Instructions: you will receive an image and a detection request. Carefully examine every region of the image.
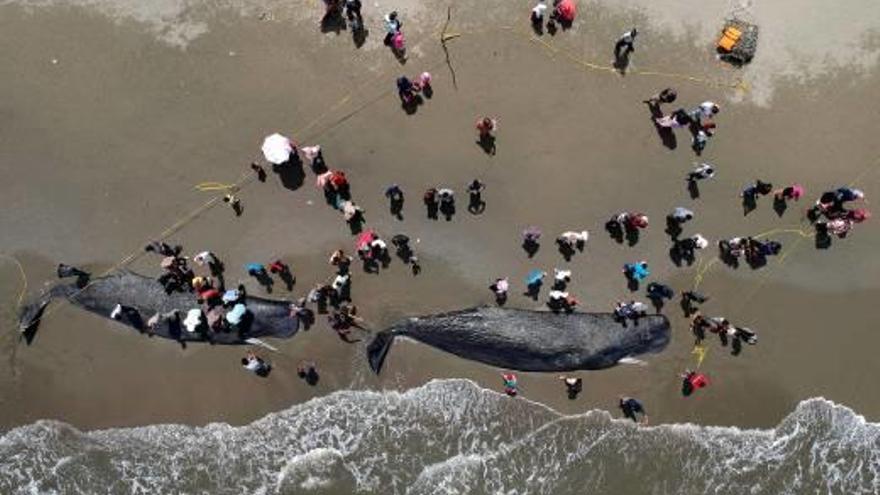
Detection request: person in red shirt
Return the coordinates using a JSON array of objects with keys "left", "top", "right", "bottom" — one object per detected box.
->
[{"left": 681, "top": 369, "right": 709, "bottom": 397}]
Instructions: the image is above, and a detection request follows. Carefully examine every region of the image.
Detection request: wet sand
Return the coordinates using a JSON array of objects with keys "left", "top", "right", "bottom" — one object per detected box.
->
[{"left": 1, "top": 0, "right": 879, "bottom": 431}]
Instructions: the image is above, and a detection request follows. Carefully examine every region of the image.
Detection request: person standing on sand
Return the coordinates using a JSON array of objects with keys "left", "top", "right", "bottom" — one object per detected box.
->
[
  {"left": 531, "top": 0, "right": 548, "bottom": 28},
  {"left": 476, "top": 116, "right": 497, "bottom": 138},
  {"left": 297, "top": 361, "right": 320, "bottom": 385},
  {"left": 619, "top": 396, "right": 648, "bottom": 424},
  {"left": 467, "top": 179, "right": 486, "bottom": 214},
  {"left": 423, "top": 187, "right": 439, "bottom": 220},
  {"left": 681, "top": 369, "right": 709, "bottom": 396},
  {"left": 559, "top": 375, "right": 583, "bottom": 399},
  {"left": 501, "top": 372, "right": 518, "bottom": 396},
  {"left": 614, "top": 28, "right": 637, "bottom": 60},
  {"left": 385, "top": 184, "right": 405, "bottom": 219},
  {"left": 490, "top": 277, "right": 509, "bottom": 305}
]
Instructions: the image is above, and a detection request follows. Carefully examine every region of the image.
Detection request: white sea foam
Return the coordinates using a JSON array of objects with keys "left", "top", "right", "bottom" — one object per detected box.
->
[{"left": 0, "top": 380, "right": 877, "bottom": 494}]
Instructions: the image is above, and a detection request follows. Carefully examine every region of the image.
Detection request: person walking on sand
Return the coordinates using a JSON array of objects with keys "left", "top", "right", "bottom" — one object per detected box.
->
[
  {"left": 383, "top": 11, "right": 401, "bottom": 45},
  {"left": 644, "top": 88, "right": 676, "bottom": 106},
  {"left": 553, "top": 268, "right": 571, "bottom": 290},
  {"left": 773, "top": 184, "right": 804, "bottom": 202},
  {"left": 687, "top": 163, "right": 715, "bottom": 182},
  {"left": 467, "top": 179, "right": 486, "bottom": 214},
  {"left": 669, "top": 206, "right": 694, "bottom": 224},
  {"left": 614, "top": 28, "right": 637, "bottom": 60},
  {"left": 250, "top": 162, "right": 267, "bottom": 182},
  {"left": 559, "top": 375, "right": 583, "bottom": 399},
  {"left": 619, "top": 396, "right": 648, "bottom": 424},
  {"left": 438, "top": 187, "right": 455, "bottom": 220},
  {"left": 385, "top": 183, "right": 405, "bottom": 219}
]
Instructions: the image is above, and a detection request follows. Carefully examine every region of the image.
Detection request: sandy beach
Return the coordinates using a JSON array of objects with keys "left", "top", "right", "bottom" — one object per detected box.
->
[{"left": 1, "top": 0, "right": 879, "bottom": 444}]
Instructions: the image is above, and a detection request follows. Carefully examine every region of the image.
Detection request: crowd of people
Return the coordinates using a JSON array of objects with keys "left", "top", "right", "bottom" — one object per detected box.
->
[{"left": 94, "top": 4, "right": 872, "bottom": 420}]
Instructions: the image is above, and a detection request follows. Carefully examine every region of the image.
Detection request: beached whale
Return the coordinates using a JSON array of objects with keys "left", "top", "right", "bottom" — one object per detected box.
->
[
  {"left": 18, "top": 270, "right": 298, "bottom": 345},
  {"left": 367, "top": 307, "right": 670, "bottom": 373}
]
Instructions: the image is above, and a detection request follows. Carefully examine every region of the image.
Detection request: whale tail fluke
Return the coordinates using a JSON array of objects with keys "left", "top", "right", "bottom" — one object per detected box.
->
[{"left": 367, "top": 330, "right": 396, "bottom": 374}]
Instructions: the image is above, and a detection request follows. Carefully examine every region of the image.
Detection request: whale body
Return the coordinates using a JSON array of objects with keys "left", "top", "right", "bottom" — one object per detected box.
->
[
  {"left": 18, "top": 270, "right": 297, "bottom": 345},
  {"left": 367, "top": 306, "right": 670, "bottom": 373}
]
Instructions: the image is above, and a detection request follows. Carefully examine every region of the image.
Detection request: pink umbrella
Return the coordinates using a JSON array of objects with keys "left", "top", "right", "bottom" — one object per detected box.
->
[{"left": 356, "top": 230, "right": 376, "bottom": 251}]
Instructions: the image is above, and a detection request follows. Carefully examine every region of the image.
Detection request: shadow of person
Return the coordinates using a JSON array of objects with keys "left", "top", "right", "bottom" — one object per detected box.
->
[
  {"left": 401, "top": 94, "right": 423, "bottom": 115},
  {"left": 440, "top": 202, "right": 455, "bottom": 221},
  {"left": 648, "top": 295, "right": 664, "bottom": 314},
  {"left": 320, "top": 10, "right": 346, "bottom": 34},
  {"left": 524, "top": 282, "right": 542, "bottom": 301},
  {"left": 273, "top": 158, "right": 305, "bottom": 191},
  {"left": 773, "top": 196, "right": 788, "bottom": 217},
  {"left": 547, "top": 20, "right": 558, "bottom": 36},
  {"left": 742, "top": 194, "right": 757, "bottom": 216},
  {"left": 390, "top": 198, "right": 404, "bottom": 220},
  {"left": 348, "top": 214, "right": 365, "bottom": 235},
  {"left": 668, "top": 244, "right": 684, "bottom": 267},
  {"left": 531, "top": 18, "right": 544, "bottom": 36},
  {"left": 647, "top": 103, "right": 677, "bottom": 150},
  {"left": 605, "top": 220, "right": 624, "bottom": 244},
  {"left": 468, "top": 194, "right": 486, "bottom": 214},
  {"left": 626, "top": 276, "right": 640, "bottom": 292},
  {"left": 625, "top": 226, "right": 640, "bottom": 246},
  {"left": 687, "top": 179, "right": 700, "bottom": 199},
  {"left": 522, "top": 239, "right": 540, "bottom": 258},
  {"left": 279, "top": 270, "right": 295, "bottom": 291},
  {"left": 251, "top": 271, "right": 274, "bottom": 293},
  {"left": 613, "top": 50, "right": 632, "bottom": 75},
  {"left": 477, "top": 134, "right": 496, "bottom": 155},
  {"left": 815, "top": 228, "right": 832, "bottom": 249},
  {"left": 352, "top": 25, "right": 368, "bottom": 48},
  {"left": 426, "top": 201, "right": 439, "bottom": 220},
  {"left": 664, "top": 216, "right": 683, "bottom": 240},
  {"left": 557, "top": 242, "right": 574, "bottom": 262}
]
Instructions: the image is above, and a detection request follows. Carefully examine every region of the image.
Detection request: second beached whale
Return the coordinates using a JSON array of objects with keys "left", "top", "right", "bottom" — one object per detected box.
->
[{"left": 367, "top": 306, "right": 670, "bottom": 373}]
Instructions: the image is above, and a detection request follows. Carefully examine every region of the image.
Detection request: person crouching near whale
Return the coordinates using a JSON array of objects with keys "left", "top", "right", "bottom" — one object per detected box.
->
[
  {"left": 490, "top": 277, "right": 509, "bottom": 306},
  {"left": 614, "top": 300, "right": 648, "bottom": 322},
  {"left": 559, "top": 375, "right": 583, "bottom": 400},
  {"left": 501, "top": 373, "right": 518, "bottom": 397},
  {"left": 547, "top": 290, "right": 578, "bottom": 313},
  {"left": 242, "top": 351, "right": 271, "bottom": 377}
]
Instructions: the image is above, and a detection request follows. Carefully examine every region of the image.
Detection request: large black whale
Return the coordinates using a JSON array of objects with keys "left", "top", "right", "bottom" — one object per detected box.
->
[
  {"left": 18, "top": 270, "right": 298, "bottom": 345},
  {"left": 368, "top": 307, "right": 670, "bottom": 373}
]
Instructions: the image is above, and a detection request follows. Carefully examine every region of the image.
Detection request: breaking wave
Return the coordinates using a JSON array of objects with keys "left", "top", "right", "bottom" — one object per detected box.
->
[{"left": 0, "top": 379, "right": 878, "bottom": 494}]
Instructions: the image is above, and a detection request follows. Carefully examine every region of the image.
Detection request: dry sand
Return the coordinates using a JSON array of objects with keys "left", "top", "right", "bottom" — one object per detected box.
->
[{"left": 0, "top": 0, "right": 878, "bottom": 430}]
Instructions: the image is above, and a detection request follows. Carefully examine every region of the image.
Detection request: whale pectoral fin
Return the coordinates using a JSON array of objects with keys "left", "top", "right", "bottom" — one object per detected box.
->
[
  {"left": 367, "top": 331, "right": 395, "bottom": 374},
  {"left": 18, "top": 300, "right": 50, "bottom": 346}
]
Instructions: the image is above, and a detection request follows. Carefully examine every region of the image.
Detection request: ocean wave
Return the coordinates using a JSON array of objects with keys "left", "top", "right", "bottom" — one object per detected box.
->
[{"left": 0, "top": 379, "right": 877, "bottom": 494}]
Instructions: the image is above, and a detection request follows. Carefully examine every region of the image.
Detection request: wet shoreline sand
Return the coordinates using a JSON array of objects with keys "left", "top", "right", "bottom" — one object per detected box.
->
[{"left": 1, "top": 0, "right": 879, "bottom": 433}]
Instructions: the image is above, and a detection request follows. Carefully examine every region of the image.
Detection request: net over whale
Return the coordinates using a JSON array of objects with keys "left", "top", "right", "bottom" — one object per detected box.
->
[
  {"left": 368, "top": 306, "right": 671, "bottom": 373},
  {"left": 18, "top": 270, "right": 298, "bottom": 344}
]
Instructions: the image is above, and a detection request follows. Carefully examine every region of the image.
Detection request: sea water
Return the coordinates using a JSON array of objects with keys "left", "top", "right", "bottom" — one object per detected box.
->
[{"left": 1, "top": 379, "right": 877, "bottom": 494}]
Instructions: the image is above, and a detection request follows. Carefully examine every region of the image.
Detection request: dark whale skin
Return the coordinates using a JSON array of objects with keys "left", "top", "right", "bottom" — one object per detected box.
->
[
  {"left": 18, "top": 270, "right": 297, "bottom": 344},
  {"left": 368, "top": 306, "right": 670, "bottom": 373}
]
